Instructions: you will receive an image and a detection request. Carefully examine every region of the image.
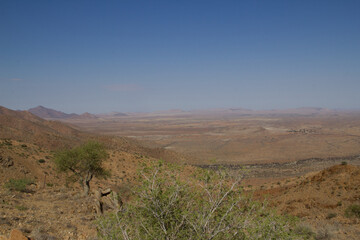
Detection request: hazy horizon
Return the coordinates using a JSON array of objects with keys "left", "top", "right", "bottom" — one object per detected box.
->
[
  {"left": 1, "top": 104, "right": 358, "bottom": 116},
  {"left": 1, "top": 1, "right": 360, "bottom": 113}
]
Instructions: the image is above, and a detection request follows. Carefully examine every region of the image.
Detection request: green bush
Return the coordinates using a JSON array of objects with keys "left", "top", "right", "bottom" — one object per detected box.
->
[
  {"left": 293, "top": 223, "right": 315, "bottom": 239},
  {"left": 54, "top": 141, "right": 109, "bottom": 196},
  {"left": 97, "top": 161, "right": 305, "bottom": 240},
  {"left": 345, "top": 204, "right": 360, "bottom": 218},
  {"left": 3, "top": 139, "right": 12, "bottom": 146},
  {"left": 326, "top": 213, "right": 337, "bottom": 219},
  {"left": 38, "top": 159, "right": 46, "bottom": 163},
  {"left": 315, "top": 226, "right": 333, "bottom": 240},
  {"left": 4, "top": 178, "right": 33, "bottom": 192}
]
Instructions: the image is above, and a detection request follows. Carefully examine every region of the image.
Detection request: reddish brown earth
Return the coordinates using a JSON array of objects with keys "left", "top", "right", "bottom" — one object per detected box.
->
[
  {"left": 2, "top": 106, "right": 360, "bottom": 239},
  {"left": 254, "top": 164, "right": 360, "bottom": 239},
  {"left": 0, "top": 106, "right": 188, "bottom": 239}
]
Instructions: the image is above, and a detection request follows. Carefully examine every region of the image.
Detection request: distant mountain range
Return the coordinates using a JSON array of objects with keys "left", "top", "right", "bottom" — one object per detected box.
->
[
  {"left": 0, "top": 105, "right": 187, "bottom": 162},
  {"left": 25, "top": 105, "right": 360, "bottom": 120},
  {"left": 28, "top": 106, "right": 99, "bottom": 119},
  {"left": 0, "top": 105, "right": 85, "bottom": 149}
]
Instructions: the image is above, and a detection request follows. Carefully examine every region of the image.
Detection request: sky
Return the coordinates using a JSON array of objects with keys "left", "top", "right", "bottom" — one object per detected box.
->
[{"left": 1, "top": 0, "right": 360, "bottom": 113}]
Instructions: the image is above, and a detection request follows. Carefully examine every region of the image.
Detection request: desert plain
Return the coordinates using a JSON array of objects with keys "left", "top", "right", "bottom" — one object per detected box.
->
[
  {"left": 63, "top": 108, "right": 360, "bottom": 179},
  {"left": 1, "top": 106, "right": 360, "bottom": 239}
]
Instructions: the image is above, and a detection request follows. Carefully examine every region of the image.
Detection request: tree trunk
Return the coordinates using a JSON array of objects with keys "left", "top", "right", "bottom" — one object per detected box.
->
[
  {"left": 83, "top": 179, "right": 90, "bottom": 196},
  {"left": 81, "top": 172, "right": 93, "bottom": 196}
]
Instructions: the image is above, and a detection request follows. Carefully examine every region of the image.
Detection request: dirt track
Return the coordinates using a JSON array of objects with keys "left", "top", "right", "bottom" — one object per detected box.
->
[{"left": 196, "top": 155, "right": 360, "bottom": 179}]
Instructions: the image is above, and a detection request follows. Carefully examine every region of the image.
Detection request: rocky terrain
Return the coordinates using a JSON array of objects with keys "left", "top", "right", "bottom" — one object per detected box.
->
[
  {"left": 1, "top": 105, "right": 360, "bottom": 239},
  {"left": 254, "top": 164, "right": 360, "bottom": 239},
  {"left": 0, "top": 106, "right": 188, "bottom": 239}
]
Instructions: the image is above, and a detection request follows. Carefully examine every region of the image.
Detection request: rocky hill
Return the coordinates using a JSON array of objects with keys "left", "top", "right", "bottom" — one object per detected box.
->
[
  {"left": 28, "top": 106, "right": 98, "bottom": 120},
  {"left": 0, "top": 106, "right": 190, "bottom": 239},
  {"left": 2, "top": 105, "right": 360, "bottom": 239},
  {"left": 0, "top": 106, "right": 86, "bottom": 149},
  {"left": 28, "top": 105, "right": 77, "bottom": 119},
  {"left": 256, "top": 164, "right": 360, "bottom": 239}
]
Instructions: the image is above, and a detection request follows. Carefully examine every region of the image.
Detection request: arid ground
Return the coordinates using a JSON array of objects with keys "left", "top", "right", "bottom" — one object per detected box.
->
[
  {"left": 64, "top": 109, "right": 360, "bottom": 166},
  {"left": 1, "top": 106, "right": 360, "bottom": 239}
]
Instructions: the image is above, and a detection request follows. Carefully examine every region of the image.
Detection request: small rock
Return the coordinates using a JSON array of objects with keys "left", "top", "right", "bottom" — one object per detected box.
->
[
  {"left": 0, "top": 235, "right": 8, "bottom": 240},
  {"left": 9, "top": 229, "right": 30, "bottom": 240},
  {"left": 0, "top": 156, "right": 14, "bottom": 167}
]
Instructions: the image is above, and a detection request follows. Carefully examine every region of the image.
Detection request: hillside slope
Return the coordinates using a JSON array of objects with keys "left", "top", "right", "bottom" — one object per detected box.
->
[
  {"left": 0, "top": 106, "right": 86, "bottom": 149},
  {"left": 0, "top": 106, "right": 189, "bottom": 239},
  {"left": 256, "top": 164, "right": 360, "bottom": 239},
  {"left": 28, "top": 105, "right": 98, "bottom": 120}
]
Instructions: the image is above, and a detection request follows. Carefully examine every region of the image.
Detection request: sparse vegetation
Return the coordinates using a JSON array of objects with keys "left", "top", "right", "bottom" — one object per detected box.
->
[
  {"left": 293, "top": 223, "right": 315, "bottom": 239},
  {"left": 4, "top": 178, "right": 33, "bottom": 192},
  {"left": 326, "top": 213, "right": 337, "bottom": 219},
  {"left": 1, "top": 106, "right": 360, "bottom": 239},
  {"left": 315, "top": 226, "right": 333, "bottom": 240},
  {"left": 97, "top": 161, "right": 304, "bottom": 240},
  {"left": 345, "top": 204, "right": 360, "bottom": 218},
  {"left": 54, "top": 141, "right": 109, "bottom": 196},
  {"left": 15, "top": 205, "right": 28, "bottom": 211},
  {"left": 2, "top": 139, "right": 12, "bottom": 146}
]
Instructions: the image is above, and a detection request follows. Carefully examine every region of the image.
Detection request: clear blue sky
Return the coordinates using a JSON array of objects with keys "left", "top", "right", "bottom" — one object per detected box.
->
[{"left": 1, "top": 0, "right": 360, "bottom": 113}]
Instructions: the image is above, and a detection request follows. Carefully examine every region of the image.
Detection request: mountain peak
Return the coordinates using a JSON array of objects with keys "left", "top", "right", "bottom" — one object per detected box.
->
[
  {"left": 28, "top": 106, "right": 74, "bottom": 119},
  {"left": 28, "top": 106, "right": 98, "bottom": 119}
]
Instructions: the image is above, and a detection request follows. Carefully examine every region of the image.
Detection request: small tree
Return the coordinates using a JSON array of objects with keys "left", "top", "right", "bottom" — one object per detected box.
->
[{"left": 54, "top": 141, "right": 109, "bottom": 196}]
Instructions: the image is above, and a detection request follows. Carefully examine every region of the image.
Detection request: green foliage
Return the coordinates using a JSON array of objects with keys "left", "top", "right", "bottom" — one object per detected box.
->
[
  {"left": 15, "top": 205, "right": 28, "bottom": 211},
  {"left": 54, "top": 141, "right": 109, "bottom": 179},
  {"left": 4, "top": 178, "right": 33, "bottom": 192},
  {"left": 326, "top": 213, "right": 337, "bottom": 219},
  {"left": 54, "top": 141, "right": 109, "bottom": 195},
  {"left": 345, "top": 204, "right": 360, "bottom": 218},
  {"left": 97, "top": 161, "right": 305, "bottom": 240},
  {"left": 3, "top": 139, "right": 12, "bottom": 146},
  {"left": 293, "top": 223, "right": 315, "bottom": 239}
]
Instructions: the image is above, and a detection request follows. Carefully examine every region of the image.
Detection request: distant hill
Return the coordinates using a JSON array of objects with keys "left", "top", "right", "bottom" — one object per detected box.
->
[
  {"left": 28, "top": 105, "right": 76, "bottom": 119},
  {"left": 113, "top": 112, "right": 128, "bottom": 116},
  {"left": 266, "top": 164, "right": 360, "bottom": 222},
  {"left": 1, "top": 105, "right": 107, "bottom": 149},
  {"left": 1, "top": 106, "right": 187, "bottom": 162},
  {"left": 0, "top": 105, "right": 86, "bottom": 149},
  {"left": 77, "top": 112, "right": 99, "bottom": 119},
  {"left": 96, "top": 112, "right": 128, "bottom": 117},
  {"left": 28, "top": 105, "right": 97, "bottom": 119}
]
